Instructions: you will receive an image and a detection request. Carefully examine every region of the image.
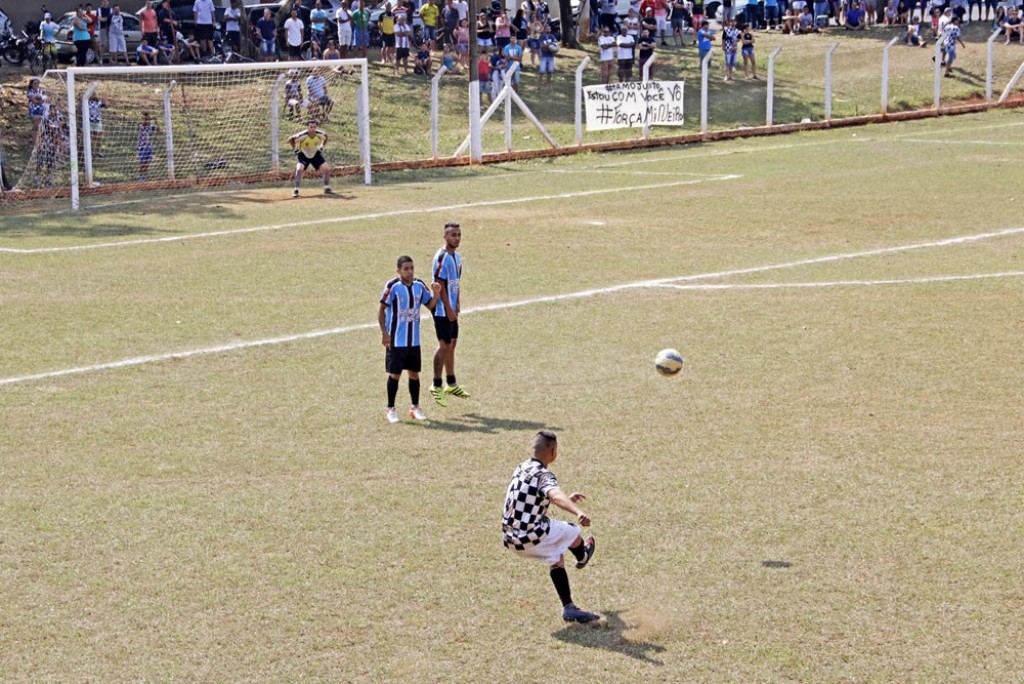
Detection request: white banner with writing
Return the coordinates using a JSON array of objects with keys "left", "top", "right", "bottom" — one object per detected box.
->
[{"left": 583, "top": 81, "right": 686, "bottom": 131}]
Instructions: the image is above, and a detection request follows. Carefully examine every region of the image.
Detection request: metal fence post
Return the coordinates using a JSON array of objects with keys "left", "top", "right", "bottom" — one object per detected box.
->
[
  {"left": 270, "top": 73, "right": 286, "bottom": 173},
  {"left": 700, "top": 50, "right": 712, "bottom": 134},
  {"left": 81, "top": 82, "right": 99, "bottom": 187},
  {"left": 766, "top": 46, "right": 782, "bottom": 126},
  {"left": 575, "top": 56, "right": 590, "bottom": 146},
  {"left": 641, "top": 56, "right": 653, "bottom": 139},
  {"left": 825, "top": 42, "right": 839, "bottom": 121},
  {"left": 504, "top": 62, "right": 520, "bottom": 152},
  {"left": 881, "top": 35, "right": 900, "bottom": 114},
  {"left": 431, "top": 65, "right": 449, "bottom": 159},
  {"left": 163, "top": 81, "right": 176, "bottom": 182},
  {"left": 986, "top": 29, "right": 1001, "bottom": 102}
]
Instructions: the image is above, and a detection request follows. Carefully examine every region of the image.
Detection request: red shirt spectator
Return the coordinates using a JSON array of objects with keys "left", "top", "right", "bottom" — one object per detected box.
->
[{"left": 140, "top": 5, "right": 159, "bottom": 34}]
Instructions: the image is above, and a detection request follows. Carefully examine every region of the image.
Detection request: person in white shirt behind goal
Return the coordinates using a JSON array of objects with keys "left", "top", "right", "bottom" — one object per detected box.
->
[{"left": 288, "top": 120, "right": 333, "bottom": 197}]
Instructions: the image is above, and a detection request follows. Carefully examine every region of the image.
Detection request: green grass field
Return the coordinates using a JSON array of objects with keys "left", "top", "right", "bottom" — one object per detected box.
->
[{"left": 2, "top": 109, "right": 1023, "bottom": 682}]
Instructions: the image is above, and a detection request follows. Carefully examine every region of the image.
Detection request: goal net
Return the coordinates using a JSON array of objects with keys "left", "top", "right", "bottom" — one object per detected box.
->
[{"left": 8, "top": 59, "right": 370, "bottom": 210}]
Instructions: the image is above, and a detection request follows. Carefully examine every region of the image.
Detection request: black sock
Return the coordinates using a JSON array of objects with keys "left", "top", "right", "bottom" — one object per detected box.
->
[
  {"left": 549, "top": 566, "right": 573, "bottom": 607},
  {"left": 386, "top": 376, "right": 399, "bottom": 408},
  {"left": 433, "top": 377, "right": 443, "bottom": 389},
  {"left": 446, "top": 375, "right": 457, "bottom": 386},
  {"left": 569, "top": 541, "right": 586, "bottom": 562},
  {"left": 409, "top": 379, "right": 420, "bottom": 406}
]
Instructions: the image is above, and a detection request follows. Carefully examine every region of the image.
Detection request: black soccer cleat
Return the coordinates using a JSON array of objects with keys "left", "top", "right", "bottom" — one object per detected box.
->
[
  {"left": 562, "top": 603, "right": 601, "bottom": 624},
  {"left": 575, "top": 536, "right": 596, "bottom": 570}
]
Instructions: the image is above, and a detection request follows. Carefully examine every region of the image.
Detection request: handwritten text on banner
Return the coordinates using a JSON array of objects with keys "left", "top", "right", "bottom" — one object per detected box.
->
[{"left": 583, "top": 81, "right": 686, "bottom": 131}]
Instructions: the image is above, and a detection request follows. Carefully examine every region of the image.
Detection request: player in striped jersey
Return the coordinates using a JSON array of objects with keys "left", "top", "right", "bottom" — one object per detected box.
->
[
  {"left": 429, "top": 222, "right": 469, "bottom": 407},
  {"left": 378, "top": 256, "right": 442, "bottom": 423},
  {"left": 503, "top": 431, "right": 599, "bottom": 623},
  {"left": 288, "top": 120, "right": 332, "bottom": 197}
]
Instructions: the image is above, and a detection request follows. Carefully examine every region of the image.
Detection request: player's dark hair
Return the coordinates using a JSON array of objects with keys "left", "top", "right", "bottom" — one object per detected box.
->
[
  {"left": 444, "top": 221, "right": 460, "bottom": 233},
  {"left": 533, "top": 430, "right": 557, "bottom": 456},
  {"left": 396, "top": 255, "right": 414, "bottom": 269}
]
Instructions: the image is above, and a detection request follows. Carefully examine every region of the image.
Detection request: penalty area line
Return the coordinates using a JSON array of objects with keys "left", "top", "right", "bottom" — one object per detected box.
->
[
  {"left": 2, "top": 225, "right": 1022, "bottom": 387},
  {"left": 0, "top": 175, "right": 740, "bottom": 256}
]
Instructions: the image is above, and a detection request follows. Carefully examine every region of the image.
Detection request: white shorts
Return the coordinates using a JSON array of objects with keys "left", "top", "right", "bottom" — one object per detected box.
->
[
  {"left": 508, "top": 519, "right": 580, "bottom": 565},
  {"left": 109, "top": 33, "right": 126, "bottom": 53},
  {"left": 338, "top": 25, "right": 353, "bottom": 46}
]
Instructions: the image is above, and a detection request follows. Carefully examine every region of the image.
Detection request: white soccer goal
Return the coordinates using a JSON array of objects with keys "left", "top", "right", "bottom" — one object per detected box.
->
[{"left": 13, "top": 59, "right": 370, "bottom": 210}]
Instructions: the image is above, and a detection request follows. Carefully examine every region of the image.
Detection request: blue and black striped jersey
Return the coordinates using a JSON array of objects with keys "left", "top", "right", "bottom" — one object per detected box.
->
[
  {"left": 431, "top": 247, "right": 462, "bottom": 318},
  {"left": 380, "top": 277, "right": 434, "bottom": 348}
]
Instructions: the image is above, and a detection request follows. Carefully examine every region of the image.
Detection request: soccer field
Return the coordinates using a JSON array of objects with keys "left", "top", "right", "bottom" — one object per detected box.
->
[{"left": 2, "top": 110, "right": 1023, "bottom": 682}]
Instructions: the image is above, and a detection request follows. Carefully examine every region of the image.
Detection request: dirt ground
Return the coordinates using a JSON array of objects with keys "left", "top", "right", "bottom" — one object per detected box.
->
[{"left": 1, "top": 64, "right": 38, "bottom": 183}]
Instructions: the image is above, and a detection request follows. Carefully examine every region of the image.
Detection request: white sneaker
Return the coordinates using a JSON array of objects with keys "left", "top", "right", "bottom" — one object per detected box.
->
[
  {"left": 385, "top": 407, "right": 400, "bottom": 424},
  {"left": 409, "top": 406, "right": 427, "bottom": 421}
]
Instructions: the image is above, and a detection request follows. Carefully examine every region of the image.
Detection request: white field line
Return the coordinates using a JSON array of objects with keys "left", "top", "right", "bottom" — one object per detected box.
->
[
  {"left": 541, "top": 169, "right": 715, "bottom": 176},
  {"left": 589, "top": 139, "right": 847, "bottom": 168},
  {"left": 894, "top": 138, "right": 1024, "bottom": 146},
  {"left": 2, "top": 226, "right": 1022, "bottom": 388},
  {"left": 655, "top": 227, "right": 1024, "bottom": 285},
  {"left": 0, "top": 174, "right": 739, "bottom": 255},
  {"left": 891, "top": 120, "right": 1024, "bottom": 138},
  {"left": 647, "top": 271, "right": 1024, "bottom": 291}
]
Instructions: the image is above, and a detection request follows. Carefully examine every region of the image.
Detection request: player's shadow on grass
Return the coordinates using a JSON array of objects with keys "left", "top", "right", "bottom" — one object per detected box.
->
[
  {"left": 419, "top": 412, "right": 559, "bottom": 434},
  {"left": 552, "top": 610, "right": 667, "bottom": 666}
]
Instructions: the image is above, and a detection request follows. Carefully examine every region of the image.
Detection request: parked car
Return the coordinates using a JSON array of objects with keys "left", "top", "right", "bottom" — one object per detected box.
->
[
  {"left": 144, "top": 1, "right": 227, "bottom": 37},
  {"left": 0, "top": 4, "right": 11, "bottom": 37},
  {"left": 56, "top": 11, "right": 144, "bottom": 63},
  {"left": 366, "top": 1, "right": 424, "bottom": 47},
  {"left": 57, "top": 10, "right": 185, "bottom": 64}
]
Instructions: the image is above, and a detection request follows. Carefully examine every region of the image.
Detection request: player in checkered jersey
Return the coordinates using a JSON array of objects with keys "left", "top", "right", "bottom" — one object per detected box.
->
[{"left": 503, "top": 431, "right": 599, "bottom": 623}]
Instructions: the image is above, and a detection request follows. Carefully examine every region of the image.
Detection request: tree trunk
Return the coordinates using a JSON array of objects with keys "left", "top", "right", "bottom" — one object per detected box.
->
[{"left": 558, "top": 0, "right": 580, "bottom": 49}]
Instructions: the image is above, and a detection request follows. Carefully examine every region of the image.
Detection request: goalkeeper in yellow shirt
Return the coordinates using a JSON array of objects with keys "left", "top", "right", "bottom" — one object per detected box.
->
[{"left": 288, "top": 120, "right": 333, "bottom": 197}]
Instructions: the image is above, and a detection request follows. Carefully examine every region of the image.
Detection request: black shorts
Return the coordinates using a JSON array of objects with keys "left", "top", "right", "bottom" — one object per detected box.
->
[
  {"left": 433, "top": 316, "right": 459, "bottom": 343},
  {"left": 297, "top": 150, "right": 326, "bottom": 169},
  {"left": 396, "top": 46, "right": 410, "bottom": 59},
  {"left": 289, "top": 44, "right": 302, "bottom": 57},
  {"left": 383, "top": 33, "right": 395, "bottom": 46},
  {"left": 386, "top": 346, "right": 421, "bottom": 374},
  {"left": 195, "top": 24, "right": 214, "bottom": 41}
]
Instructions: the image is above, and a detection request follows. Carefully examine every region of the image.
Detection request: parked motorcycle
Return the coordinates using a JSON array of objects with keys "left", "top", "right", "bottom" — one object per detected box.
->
[
  {"left": 2, "top": 30, "right": 37, "bottom": 67},
  {"left": 2, "top": 29, "right": 48, "bottom": 74}
]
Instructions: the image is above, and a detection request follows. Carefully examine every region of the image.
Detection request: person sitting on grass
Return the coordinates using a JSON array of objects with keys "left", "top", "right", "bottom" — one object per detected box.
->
[
  {"left": 906, "top": 15, "right": 927, "bottom": 46},
  {"left": 1004, "top": 7, "right": 1024, "bottom": 43},
  {"left": 414, "top": 43, "right": 433, "bottom": 75},
  {"left": 799, "top": 6, "right": 819, "bottom": 32},
  {"left": 884, "top": 0, "right": 899, "bottom": 25},
  {"left": 441, "top": 43, "right": 460, "bottom": 73},
  {"left": 185, "top": 32, "right": 202, "bottom": 61},
  {"left": 845, "top": 0, "right": 867, "bottom": 28},
  {"left": 323, "top": 39, "right": 342, "bottom": 59},
  {"left": 136, "top": 38, "right": 158, "bottom": 65}
]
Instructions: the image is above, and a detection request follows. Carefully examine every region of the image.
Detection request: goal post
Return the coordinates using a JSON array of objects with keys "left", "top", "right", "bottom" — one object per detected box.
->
[{"left": 14, "top": 59, "right": 371, "bottom": 210}]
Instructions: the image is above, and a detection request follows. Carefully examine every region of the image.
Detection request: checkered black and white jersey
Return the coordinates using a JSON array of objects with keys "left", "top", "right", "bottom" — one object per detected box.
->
[{"left": 502, "top": 458, "right": 559, "bottom": 549}]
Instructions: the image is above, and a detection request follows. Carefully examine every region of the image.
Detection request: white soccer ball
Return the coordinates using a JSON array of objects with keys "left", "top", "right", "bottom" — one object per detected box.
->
[{"left": 655, "top": 348, "right": 684, "bottom": 377}]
